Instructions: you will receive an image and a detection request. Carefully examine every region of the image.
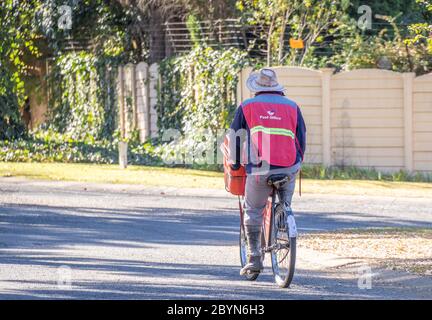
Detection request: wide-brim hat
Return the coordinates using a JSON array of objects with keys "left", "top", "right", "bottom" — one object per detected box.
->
[{"left": 246, "top": 68, "right": 285, "bottom": 92}]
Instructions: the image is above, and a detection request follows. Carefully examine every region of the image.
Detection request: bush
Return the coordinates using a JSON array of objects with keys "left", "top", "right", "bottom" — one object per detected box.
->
[
  {"left": 0, "top": 130, "right": 161, "bottom": 165},
  {"left": 329, "top": 14, "right": 432, "bottom": 74},
  {"left": 301, "top": 164, "right": 432, "bottom": 183},
  {"left": 47, "top": 52, "right": 119, "bottom": 141},
  {"left": 1, "top": 130, "right": 431, "bottom": 183},
  {"left": 155, "top": 46, "right": 249, "bottom": 165}
]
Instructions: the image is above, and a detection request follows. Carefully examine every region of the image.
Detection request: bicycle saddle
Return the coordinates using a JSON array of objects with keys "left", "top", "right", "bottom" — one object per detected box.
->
[{"left": 267, "top": 174, "right": 289, "bottom": 188}]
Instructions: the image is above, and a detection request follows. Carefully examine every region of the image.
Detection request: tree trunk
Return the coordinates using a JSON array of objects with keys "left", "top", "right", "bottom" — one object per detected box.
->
[
  {"left": 278, "top": 8, "right": 291, "bottom": 65},
  {"left": 267, "top": 15, "right": 275, "bottom": 67},
  {"left": 148, "top": 7, "right": 166, "bottom": 64}
]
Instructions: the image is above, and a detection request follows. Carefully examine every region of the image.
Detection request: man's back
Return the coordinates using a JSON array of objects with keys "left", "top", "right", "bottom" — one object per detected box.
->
[
  {"left": 228, "top": 68, "right": 306, "bottom": 276},
  {"left": 230, "top": 92, "right": 306, "bottom": 173}
]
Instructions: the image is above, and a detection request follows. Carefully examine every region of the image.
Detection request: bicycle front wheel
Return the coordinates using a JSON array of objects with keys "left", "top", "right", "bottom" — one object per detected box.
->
[{"left": 270, "top": 225, "right": 296, "bottom": 288}]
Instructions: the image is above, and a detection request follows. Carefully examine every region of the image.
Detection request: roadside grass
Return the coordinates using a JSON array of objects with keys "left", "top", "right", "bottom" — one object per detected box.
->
[
  {"left": 301, "top": 165, "right": 432, "bottom": 183},
  {"left": 299, "top": 228, "right": 432, "bottom": 276},
  {"left": 0, "top": 162, "right": 432, "bottom": 197},
  {"left": 0, "top": 162, "right": 224, "bottom": 189}
]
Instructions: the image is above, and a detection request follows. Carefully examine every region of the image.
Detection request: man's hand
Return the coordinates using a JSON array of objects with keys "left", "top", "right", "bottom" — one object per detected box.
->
[{"left": 230, "top": 163, "right": 241, "bottom": 171}]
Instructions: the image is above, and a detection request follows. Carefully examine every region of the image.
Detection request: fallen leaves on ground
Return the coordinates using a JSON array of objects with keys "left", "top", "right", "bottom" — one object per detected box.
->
[{"left": 299, "top": 228, "right": 432, "bottom": 276}]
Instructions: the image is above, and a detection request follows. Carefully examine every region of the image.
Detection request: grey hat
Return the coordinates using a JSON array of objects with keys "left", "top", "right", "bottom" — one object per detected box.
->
[{"left": 246, "top": 68, "right": 285, "bottom": 92}]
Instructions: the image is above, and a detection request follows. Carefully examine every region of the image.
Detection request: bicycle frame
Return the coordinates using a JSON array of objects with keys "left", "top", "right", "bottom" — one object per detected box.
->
[{"left": 263, "top": 191, "right": 276, "bottom": 252}]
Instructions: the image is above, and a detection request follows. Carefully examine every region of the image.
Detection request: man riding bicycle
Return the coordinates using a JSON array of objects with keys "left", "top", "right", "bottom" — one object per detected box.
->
[{"left": 227, "top": 68, "right": 306, "bottom": 276}]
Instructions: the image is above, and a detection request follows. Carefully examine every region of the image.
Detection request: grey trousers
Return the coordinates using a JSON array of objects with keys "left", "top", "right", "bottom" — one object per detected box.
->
[{"left": 244, "top": 163, "right": 300, "bottom": 226}]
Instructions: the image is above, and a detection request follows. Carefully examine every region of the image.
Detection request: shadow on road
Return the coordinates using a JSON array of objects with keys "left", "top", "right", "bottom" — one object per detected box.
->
[
  {"left": 0, "top": 203, "right": 430, "bottom": 249},
  {"left": 1, "top": 202, "right": 431, "bottom": 299},
  {"left": 0, "top": 255, "right": 402, "bottom": 300}
]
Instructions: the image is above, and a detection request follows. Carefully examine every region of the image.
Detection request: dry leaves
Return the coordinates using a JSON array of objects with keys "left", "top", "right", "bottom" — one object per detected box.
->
[{"left": 299, "top": 228, "right": 432, "bottom": 275}]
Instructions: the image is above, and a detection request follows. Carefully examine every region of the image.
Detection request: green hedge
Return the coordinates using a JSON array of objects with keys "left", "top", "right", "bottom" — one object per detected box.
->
[
  {"left": 301, "top": 165, "right": 432, "bottom": 183},
  {"left": 1, "top": 131, "right": 431, "bottom": 183},
  {"left": 0, "top": 131, "right": 160, "bottom": 165}
]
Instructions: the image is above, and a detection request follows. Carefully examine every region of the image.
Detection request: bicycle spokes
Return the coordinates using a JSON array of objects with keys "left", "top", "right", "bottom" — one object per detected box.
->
[
  {"left": 270, "top": 201, "right": 296, "bottom": 288},
  {"left": 277, "top": 249, "right": 290, "bottom": 265},
  {"left": 274, "top": 203, "right": 287, "bottom": 231}
]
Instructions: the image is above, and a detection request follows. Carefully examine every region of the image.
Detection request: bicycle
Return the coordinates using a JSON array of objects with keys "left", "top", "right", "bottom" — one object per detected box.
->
[{"left": 239, "top": 173, "right": 297, "bottom": 288}]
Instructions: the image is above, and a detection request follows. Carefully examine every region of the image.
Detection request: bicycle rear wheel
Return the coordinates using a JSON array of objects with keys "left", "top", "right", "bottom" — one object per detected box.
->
[{"left": 270, "top": 207, "right": 296, "bottom": 288}]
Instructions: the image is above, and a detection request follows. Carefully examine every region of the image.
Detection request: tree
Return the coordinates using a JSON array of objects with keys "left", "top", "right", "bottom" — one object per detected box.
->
[
  {"left": 236, "top": 0, "right": 351, "bottom": 66},
  {"left": 115, "top": 0, "right": 239, "bottom": 63},
  {"left": 329, "top": 1, "right": 431, "bottom": 74},
  {"left": 0, "top": 0, "right": 42, "bottom": 139},
  {"left": 114, "top": 0, "right": 188, "bottom": 63},
  {"left": 404, "top": 0, "right": 432, "bottom": 72}
]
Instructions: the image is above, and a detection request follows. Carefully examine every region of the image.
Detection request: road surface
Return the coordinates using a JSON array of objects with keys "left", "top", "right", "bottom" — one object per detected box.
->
[{"left": 0, "top": 177, "right": 431, "bottom": 299}]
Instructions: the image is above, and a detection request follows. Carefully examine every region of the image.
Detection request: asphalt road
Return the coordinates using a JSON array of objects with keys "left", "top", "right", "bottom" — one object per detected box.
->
[{"left": 0, "top": 177, "right": 431, "bottom": 299}]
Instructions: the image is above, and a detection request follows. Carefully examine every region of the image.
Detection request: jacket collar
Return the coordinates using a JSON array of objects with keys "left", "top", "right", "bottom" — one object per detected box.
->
[{"left": 255, "top": 91, "right": 284, "bottom": 96}]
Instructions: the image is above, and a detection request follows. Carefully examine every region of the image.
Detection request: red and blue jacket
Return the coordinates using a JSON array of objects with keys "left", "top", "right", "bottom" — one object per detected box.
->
[{"left": 230, "top": 91, "right": 306, "bottom": 173}]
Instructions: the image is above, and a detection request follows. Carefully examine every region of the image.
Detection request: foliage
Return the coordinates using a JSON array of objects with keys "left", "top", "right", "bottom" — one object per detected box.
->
[
  {"left": 186, "top": 14, "right": 203, "bottom": 48},
  {"left": 329, "top": 9, "right": 432, "bottom": 74},
  {"left": 1, "top": 0, "right": 133, "bottom": 140},
  {"left": 301, "top": 164, "right": 432, "bottom": 182},
  {"left": 348, "top": 0, "right": 424, "bottom": 24},
  {"left": 0, "top": 130, "right": 160, "bottom": 165},
  {"left": 155, "top": 46, "right": 249, "bottom": 165},
  {"left": 2, "top": 0, "right": 431, "bottom": 171},
  {"left": 0, "top": 67, "right": 26, "bottom": 140},
  {"left": 38, "top": 1, "right": 136, "bottom": 140},
  {"left": 37, "top": 0, "right": 132, "bottom": 58},
  {"left": 405, "top": 0, "right": 432, "bottom": 58},
  {"left": 236, "top": 0, "right": 351, "bottom": 66},
  {"left": 117, "top": 0, "right": 240, "bottom": 63},
  {"left": 47, "top": 52, "right": 119, "bottom": 140},
  {"left": 234, "top": 0, "right": 430, "bottom": 73},
  {"left": 0, "top": 0, "right": 42, "bottom": 139}
]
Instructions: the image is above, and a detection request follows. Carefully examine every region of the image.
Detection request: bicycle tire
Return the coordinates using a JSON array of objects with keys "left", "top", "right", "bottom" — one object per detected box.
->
[{"left": 270, "top": 221, "right": 296, "bottom": 288}]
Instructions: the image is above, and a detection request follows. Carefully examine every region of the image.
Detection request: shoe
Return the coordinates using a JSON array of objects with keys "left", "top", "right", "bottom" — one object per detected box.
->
[
  {"left": 240, "top": 225, "right": 264, "bottom": 275},
  {"left": 240, "top": 255, "right": 263, "bottom": 275}
]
